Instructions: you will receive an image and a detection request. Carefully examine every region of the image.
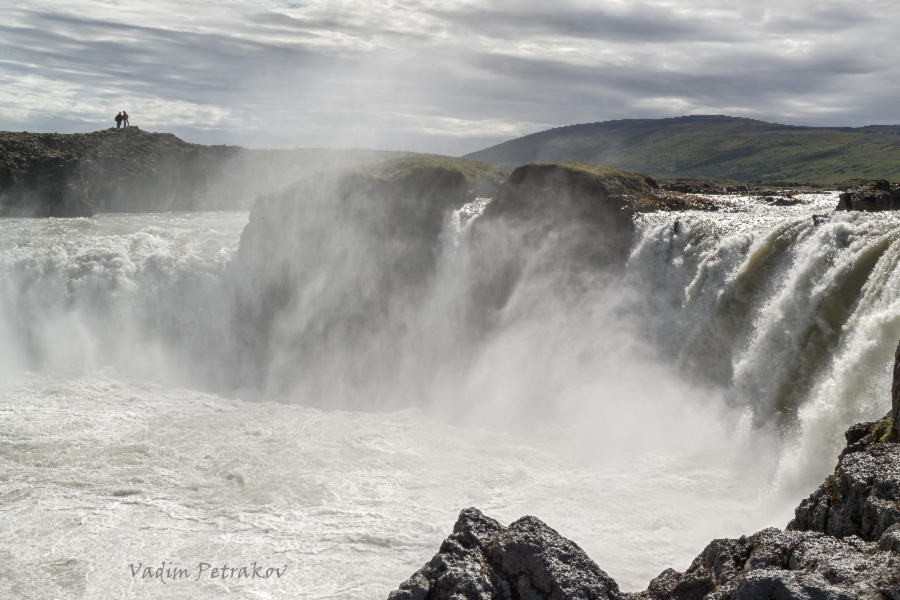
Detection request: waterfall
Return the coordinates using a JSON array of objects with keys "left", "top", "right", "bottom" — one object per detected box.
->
[{"left": 2, "top": 191, "right": 899, "bottom": 597}]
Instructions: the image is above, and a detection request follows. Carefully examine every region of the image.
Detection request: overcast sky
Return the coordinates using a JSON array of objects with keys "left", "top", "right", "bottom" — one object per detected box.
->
[{"left": 1, "top": 0, "right": 898, "bottom": 154}]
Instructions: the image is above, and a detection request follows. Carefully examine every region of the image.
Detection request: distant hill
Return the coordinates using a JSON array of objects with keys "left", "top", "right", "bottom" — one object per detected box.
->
[{"left": 464, "top": 116, "right": 900, "bottom": 184}]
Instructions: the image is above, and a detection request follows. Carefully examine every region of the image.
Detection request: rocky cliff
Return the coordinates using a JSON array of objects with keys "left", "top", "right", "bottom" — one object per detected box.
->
[
  {"left": 389, "top": 342, "right": 900, "bottom": 600},
  {"left": 223, "top": 157, "right": 506, "bottom": 392},
  {"left": 458, "top": 162, "right": 714, "bottom": 329},
  {"left": 0, "top": 128, "right": 412, "bottom": 216},
  {"left": 222, "top": 159, "right": 711, "bottom": 393},
  {"left": 835, "top": 180, "right": 900, "bottom": 212}
]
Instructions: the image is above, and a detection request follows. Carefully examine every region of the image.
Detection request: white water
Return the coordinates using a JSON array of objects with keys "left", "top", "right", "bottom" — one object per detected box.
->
[{"left": 1, "top": 194, "right": 898, "bottom": 599}]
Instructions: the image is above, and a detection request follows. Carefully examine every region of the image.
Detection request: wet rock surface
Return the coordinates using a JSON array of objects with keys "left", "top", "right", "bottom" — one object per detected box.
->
[
  {"left": 836, "top": 180, "right": 900, "bottom": 212},
  {"left": 391, "top": 342, "right": 900, "bottom": 599},
  {"left": 789, "top": 439, "right": 900, "bottom": 542},
  {"left": 389, "top": 508, "right": 625, "bottom": 600},
  {"left": 394, "top": 433, "right": 900, "bottom": 600},
  {"left": 226, "top": 161, "right": 480, "bottom": 391}
]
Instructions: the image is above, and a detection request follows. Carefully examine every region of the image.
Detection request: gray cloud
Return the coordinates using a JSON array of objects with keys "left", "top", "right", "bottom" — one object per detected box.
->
[
  {"left": 0, "top": 1, "right": 898, "bottom": 155},
  {"left": 423, "top": 3, "right": 737, "bottom": 44}
]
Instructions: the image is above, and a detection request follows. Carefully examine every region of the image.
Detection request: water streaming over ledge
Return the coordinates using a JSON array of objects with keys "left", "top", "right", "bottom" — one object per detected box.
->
[{"left": 1, "top": 192, "right": 898, "bottom": 598}]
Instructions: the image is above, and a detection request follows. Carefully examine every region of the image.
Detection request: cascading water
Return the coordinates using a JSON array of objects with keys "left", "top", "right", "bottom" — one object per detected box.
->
[{"left": 0, "top": 190, "right": 897, "bottom": 599}]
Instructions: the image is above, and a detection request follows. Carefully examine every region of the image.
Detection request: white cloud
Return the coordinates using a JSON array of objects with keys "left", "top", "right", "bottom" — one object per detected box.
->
[{"left": 0, "top": 0, "right": 898, "bottom": 153}]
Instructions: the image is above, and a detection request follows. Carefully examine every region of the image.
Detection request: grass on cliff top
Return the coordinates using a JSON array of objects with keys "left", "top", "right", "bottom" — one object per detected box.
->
[
  {"left": 359, "top": 155, "right": 509, "bottom": 183},
  {"left": 559, "top": 161, "right": 654, "bottom": 186},
  {"left": 872, "top": 416, "right": 896, "bottom": 443},
  {"left": 543, "top": 161, "right": 718, "bottom": 212}
]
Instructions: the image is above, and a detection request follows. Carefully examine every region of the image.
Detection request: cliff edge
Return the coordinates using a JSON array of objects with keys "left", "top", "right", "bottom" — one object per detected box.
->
[{"left": 0, "top": 128, "right": 413, "bottom": 216}]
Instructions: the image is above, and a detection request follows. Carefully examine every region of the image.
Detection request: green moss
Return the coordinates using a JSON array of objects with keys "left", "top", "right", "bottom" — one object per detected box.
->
[
  {"left": 553, "top": 161, "right": 718, "bottom": 212},
  {"left": 359, "top": 156, "right": 508, "bottom": 184},
  {"left": 872, "top": 416, "right": 895, "bottom": 443}
]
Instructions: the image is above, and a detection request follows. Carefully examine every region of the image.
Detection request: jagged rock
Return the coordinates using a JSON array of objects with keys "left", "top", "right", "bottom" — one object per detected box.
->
[
  {"left": 788, "top": 441, "right": 900, "bottom": 541},
  {"left": 637, "top": 526, "right": 899, "bottom": 600},
  {"left": 835, "top": 179, "right": 900, "bottom": 212},
  {"left": 766, "top": 196, "right": 801, "bottom": 206},
  {"left": 892, "top": 339, "right": 900, "bottom": 441},
  {"left": 226, "top": 160, "right": 486, "bottom": 390},
  {"left": 389, "top": 508, "right": 501, "bottom": 600},
  {"left": 389, "top": 508, "right": 624, "bottom": 600},
  {"left": 390, "top": 337, "right": 900, "bottom": 598}
]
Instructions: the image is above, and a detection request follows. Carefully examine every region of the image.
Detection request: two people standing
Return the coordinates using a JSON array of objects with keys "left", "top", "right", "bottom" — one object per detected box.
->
[{"left": 114, "top": 111, "right": 130, "bottom": 128}]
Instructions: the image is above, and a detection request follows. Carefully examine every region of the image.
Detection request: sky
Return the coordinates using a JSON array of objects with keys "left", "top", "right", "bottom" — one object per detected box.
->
[{"left": 1, "top": 0, "right": 898, "bottom": 155}]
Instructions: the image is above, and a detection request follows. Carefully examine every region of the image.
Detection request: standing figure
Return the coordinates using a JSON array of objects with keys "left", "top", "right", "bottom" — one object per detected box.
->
[
  {"left": 122, "top": 111, "right": 129, "bottom": 127},
  {"left": 115, "top": 112, "right": 123, "bottom": 128}
]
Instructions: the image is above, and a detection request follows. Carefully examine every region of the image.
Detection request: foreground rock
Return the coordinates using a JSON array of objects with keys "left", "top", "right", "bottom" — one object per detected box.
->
[
  {"left": 390, "top": 508, "right": 624, "bottom": 600},
  {"left": 390, "top": 342, "right": 900, "bottom": 599},
  {"left": 836, "top": 180, "right": 900, "bottom": 212},
  {"left": 394, "top": 429, "right": 900, "bottom": 599},
  {"left": 0, "top": 128, "right": 414, "bottom": 216}
]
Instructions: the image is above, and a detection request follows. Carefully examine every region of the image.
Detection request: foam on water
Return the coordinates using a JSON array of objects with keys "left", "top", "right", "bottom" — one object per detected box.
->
[
  {"left": 0, "top": 371, "right": 768, "bottom": 599},
  {"left": 1, "top": 194, "right": 899, "bottom": 598}
]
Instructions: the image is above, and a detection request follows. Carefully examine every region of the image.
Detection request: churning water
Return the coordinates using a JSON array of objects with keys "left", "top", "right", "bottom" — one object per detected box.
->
[{"left": 1, "top": 193, "right": 898, "bottom": 599}]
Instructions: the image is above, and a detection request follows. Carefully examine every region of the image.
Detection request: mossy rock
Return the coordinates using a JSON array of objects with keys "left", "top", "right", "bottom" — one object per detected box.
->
[{"left": 872, "top": 416, "right": 895, "bottom": 443}]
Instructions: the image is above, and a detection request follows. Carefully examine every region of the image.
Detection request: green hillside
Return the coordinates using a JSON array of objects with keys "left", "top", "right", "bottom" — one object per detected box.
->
[{"left": 464, "top": 116, "right": 900, "bottom": 184}]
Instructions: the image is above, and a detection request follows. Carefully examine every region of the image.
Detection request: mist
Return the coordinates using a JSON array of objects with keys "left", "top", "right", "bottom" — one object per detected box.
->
[{"left": 3, "top": 161, "right": 900, "bottom": 597}]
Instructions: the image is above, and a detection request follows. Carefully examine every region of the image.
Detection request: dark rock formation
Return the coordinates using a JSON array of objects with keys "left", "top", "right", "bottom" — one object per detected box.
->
[
  {"left": 893, "top": 340, "right": 900, "bottom": 441},
  {"left": 638, "top": 527, "right": 898, "bottom": 600},
  {"left": 658, "top": 180, "right": 824, "bottom": 197},
  {"left": 389, "top": 508, "right": 624, "bottom": 600},
  {"left": 788, "top": 442, "right": 900, "bottom": 542},
  {"left": 763, "top": 196, "right": 802, "bottom": 206},
  {"left": 457, "top": 163, "right": 716, "bottom": 327},
  {"left": 481, "top": 164, "right": 716, "bottom": 224},
  {"left": 394, "top": 428, "right": 900, "bottom": 600},
  {"left": 836, "top": 180, "right": 900, "bottom": 212},
  {"left": 473, "top": 163, "right": 649, "bottom": 269},
  {"left": 224, "top": 159, "right": 484, "bottom": 391},
  {"left": 390, "top": 340, "right": 900, "bottom": 599},
  {"left": 0, "top": 128, "right": 416, "bottom": 216}
]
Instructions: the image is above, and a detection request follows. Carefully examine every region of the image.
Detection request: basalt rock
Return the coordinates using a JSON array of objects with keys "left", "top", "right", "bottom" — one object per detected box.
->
[
  {"left": 784, "top": 343, "right": 900, "bottom": 544},
  {"left": 835, "top": 180, "right": 900, "bottom": 212},
  {"left": 225, "top": 160, "right": 484, "bottom": 391},
  {"left": 394, "top": 431, "right": 900, "bottom": 600},
  {"left": 391, "top": 344, "right": 900, "bottom": 600},
  {"left": 893, "top": 340, "right": 900, "bottom": 441},
  {"left": 637, "top": 527, "right": 899, "bottom": 600},
  {"left": 389, "top": 508, "right": 624, "bottom": 600},
  {"left": 460, "top": 163, "right": 715, "bottom": 324}
]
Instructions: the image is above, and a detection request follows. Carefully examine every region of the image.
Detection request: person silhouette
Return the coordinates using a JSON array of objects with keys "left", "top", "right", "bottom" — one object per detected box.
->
[
  {"left": 122, "top": 111, "right": 129, "bottom": 127},
  {"left": 115, "top": 112, "right": 123, "bottom": 128}
]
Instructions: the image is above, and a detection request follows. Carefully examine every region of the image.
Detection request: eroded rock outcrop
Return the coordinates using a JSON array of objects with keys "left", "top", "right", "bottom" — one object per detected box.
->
[
  {"left": 391, "top": 341, "right": 900, "bottom": 599},
  {"left": 836, "top": 180, "right": 900, "bottom": 212},
  {"left": 224, "top": 158, "right": 497, "bottom": 391},
  {"left": 789, "top": 436, "right": 900, "bottom": 542},
  {"left": 390, "top": 508, "right": 624, "bottom": 600},
  {"left": 458, "top": 163, "right": 715, "bottom": 327},
  {"left": 0, "top": 128, "right": 417, "bottom": 216},
  {"left": 893, "top": 340, "right": 900, "bottom": 442}
]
